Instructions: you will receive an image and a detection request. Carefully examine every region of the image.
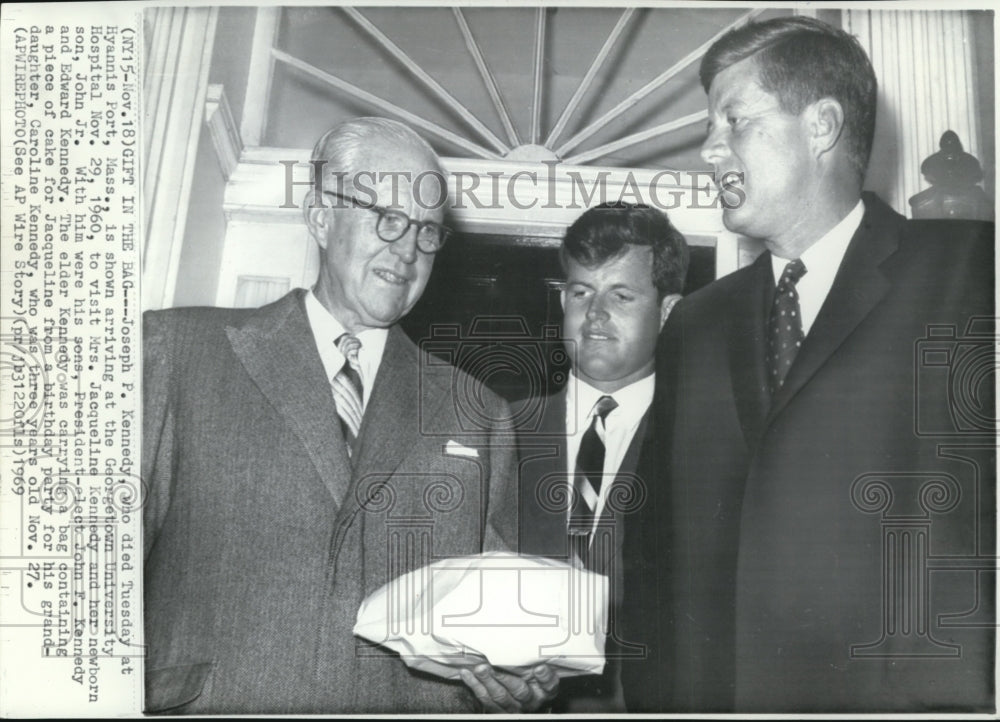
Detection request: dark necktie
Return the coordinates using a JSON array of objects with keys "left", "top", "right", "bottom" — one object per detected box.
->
[
  {"left": 569, "top": 395, "right": 619, "bottom": 538},
  {"left": 768, "top": 258, "right": 808, "bottom": 395},
  {"left": 333, "top": 333, "right": 364, "bottom": 451}
]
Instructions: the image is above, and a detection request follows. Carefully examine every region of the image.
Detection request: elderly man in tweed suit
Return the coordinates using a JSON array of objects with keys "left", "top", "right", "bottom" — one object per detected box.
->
[{"left": 142, "top": 117, "right": 558, "bottom": 714}]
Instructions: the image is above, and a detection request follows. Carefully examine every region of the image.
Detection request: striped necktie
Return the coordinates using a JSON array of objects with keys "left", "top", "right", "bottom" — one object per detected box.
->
[
  {"left": 333, "top": 333, "right": 364, "bottom": 451},
  {"left": 569, "top": 395, "right": 618, "bottom": 540}
]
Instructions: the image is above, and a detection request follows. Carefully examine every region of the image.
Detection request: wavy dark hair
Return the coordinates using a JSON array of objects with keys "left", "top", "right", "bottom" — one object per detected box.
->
[
  {"left": 700, "top": 16, "right": 877, "bottom": 181},
  {"left": 561, "top": 201, "right": 690, "bottom": 299}
]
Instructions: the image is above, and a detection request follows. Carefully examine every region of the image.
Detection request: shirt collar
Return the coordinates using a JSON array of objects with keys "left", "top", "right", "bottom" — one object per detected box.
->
[
  {"left": 771, "top": 198, "right": 864, "bottom": 284},
  {"left": 568, "top": 372, "right": 655, "bottom": 433},
  {"left": 304, "top": 289, "right": 388, "bottom": 397}
]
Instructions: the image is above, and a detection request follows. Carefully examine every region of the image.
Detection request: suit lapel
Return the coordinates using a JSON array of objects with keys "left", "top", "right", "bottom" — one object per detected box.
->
[
  {"left": 350, "top": 326, "right": 431, "bottom": 487},
  {"left": 591, "top": 407, "right": 653, "bottom": 605},
  {"left": 727, "top": 253, "right": 774, "bottom": 448},
  {"left": 600, "top": 408, "right": 653, "bottom": 530},
  {"left": 543, "top": 390, "right": 571, "bottom": 551},
  {"left": 226, "top": 290, "right": 354, "bottom": 509},
  {"left": 766, "top": 195, "right": 904, "bottom": 424},
  {"left": 518, "top": 390, "right": 570, "bottom": 557},
  {"left": 610, "top": 408, "right": 651, "bottom": 498}
]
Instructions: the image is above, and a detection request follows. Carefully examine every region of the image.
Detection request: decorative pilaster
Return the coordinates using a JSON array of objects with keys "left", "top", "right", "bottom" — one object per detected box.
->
[
  {"left": 844, "top": 10, "right": 984, "bottom": 215},
  {"left": 141, "top": 7, "right": 218, "bottom": 310}
]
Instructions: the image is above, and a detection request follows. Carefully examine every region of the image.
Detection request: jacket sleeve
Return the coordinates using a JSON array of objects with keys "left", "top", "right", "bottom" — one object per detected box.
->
[{"left": 142, "top": 310, "right": 178, "bottom": 559}]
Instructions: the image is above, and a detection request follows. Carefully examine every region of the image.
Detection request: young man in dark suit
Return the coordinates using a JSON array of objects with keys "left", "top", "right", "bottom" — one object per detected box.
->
[
  {"left": 623, "top": 16, "right": 995, "bottom": 713},
  {"left": 143, "top": 117, "right": 558, "bottom": 714},
  {"left": 518, "top": 201, "right": 689, "bottom": 712}
]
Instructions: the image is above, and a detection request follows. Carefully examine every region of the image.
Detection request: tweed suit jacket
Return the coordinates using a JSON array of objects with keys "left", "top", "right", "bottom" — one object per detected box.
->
[
  {"left": 142, "top": 289, "right": 519, "bottom": 714},
  {"left": 622, "top": 193, "right": 995, "bottom": 712}
]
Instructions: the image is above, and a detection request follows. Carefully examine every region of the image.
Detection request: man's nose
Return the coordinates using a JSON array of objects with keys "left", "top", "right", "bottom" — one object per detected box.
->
[
  {"left": 389, "top": 224, "right": 419, "bottom": 263},
  {"left": 586, "top": 296, "right": 609, "bottom": 320},
  {"left": 700, "top": 125, "right": 730, "bottom": 167}
]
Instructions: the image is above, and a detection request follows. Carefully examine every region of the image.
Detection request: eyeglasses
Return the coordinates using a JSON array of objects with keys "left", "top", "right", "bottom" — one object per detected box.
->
[{"left": 323, "top": 191, "right": 451, "bottom": 254}]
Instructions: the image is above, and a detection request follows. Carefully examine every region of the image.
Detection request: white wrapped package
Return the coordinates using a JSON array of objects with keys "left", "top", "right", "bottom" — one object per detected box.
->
[{"left": 353, "top": 552, "right": 608, "bottom": 679}]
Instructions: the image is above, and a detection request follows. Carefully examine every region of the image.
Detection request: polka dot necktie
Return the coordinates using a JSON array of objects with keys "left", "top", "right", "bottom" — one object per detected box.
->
[
  {"left": 333, "top": 333, "right": 364, "bottom": 452},
  {"left": 768, "top": 259, "right": 807, "bottom": 396}
]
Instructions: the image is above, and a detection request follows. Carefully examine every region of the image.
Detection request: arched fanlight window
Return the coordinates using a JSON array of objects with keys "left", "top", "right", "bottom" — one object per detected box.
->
[{"left": 256, "top": 7, "right": 766, "bottom": 166}]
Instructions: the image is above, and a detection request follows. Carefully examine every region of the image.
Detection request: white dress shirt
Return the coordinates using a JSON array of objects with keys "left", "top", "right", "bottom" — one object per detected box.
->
[
  {"left": 565, "top": 372, "right": 655, "bottom": 533},
  {"left": 305, "top": 290, "right": 388, "bottom": 409},
  {"left": 771, "top": 199, "right": 864, "bottom": 337}
]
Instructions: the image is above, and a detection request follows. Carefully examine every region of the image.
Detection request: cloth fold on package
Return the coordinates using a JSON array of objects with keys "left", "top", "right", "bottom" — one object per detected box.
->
[{"left": 353, "top": 552, "right": 608, "bottom": 679}]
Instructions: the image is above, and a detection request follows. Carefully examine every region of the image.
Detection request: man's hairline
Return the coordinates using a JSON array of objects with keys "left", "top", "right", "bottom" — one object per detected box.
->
[{"left": 562, "top": 242, "right": 678, "bottom": 301}]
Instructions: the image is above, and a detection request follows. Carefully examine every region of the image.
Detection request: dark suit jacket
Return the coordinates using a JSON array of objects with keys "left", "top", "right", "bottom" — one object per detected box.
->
[
  {"left": 622, "top": 193, "right": 995, "bottom": 713},
  {"left": 142, "top": 289, "right": 519, "bottom": 714},
  {"left": 518, "top": 388, "right": 655, "bottom": 705}
]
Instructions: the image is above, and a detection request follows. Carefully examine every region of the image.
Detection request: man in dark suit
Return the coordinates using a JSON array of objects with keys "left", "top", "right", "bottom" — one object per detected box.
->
[
  {"left": 143, "top": 117, "right": 558, "bottom": 714},
  {"left": 622, "top": 16, "right": 995, "bottom": 713},
  {"left": 518, "top": 202, "right": 689, "bottom": 712}
]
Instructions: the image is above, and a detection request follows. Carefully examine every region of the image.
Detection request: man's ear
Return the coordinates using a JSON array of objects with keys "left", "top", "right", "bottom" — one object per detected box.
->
[
  {"left": 809, "top": 97, "right": 845, "bottom": 157},
  {"left": 659, "top": 293, "right": 682, "bottom": 329},
  {"left": 304, "top": 193, "right": 332, "bottom": 249}
]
